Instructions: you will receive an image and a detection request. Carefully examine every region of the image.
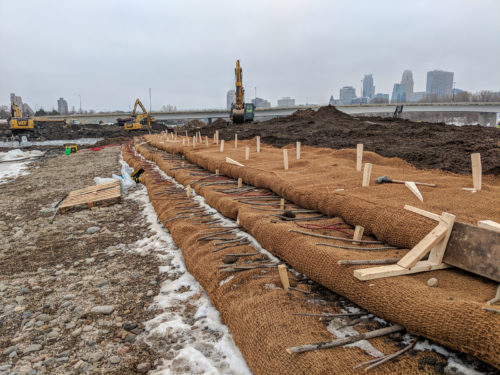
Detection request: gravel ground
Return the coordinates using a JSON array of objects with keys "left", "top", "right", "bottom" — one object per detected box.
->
[{"left": 0, "top": 148, "right": 168, "bottom": 374}]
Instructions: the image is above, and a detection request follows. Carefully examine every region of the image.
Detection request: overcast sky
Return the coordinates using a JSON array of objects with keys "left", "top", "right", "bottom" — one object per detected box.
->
[{"left": 1, "top": 0, "right": 499, "bottom": 111}]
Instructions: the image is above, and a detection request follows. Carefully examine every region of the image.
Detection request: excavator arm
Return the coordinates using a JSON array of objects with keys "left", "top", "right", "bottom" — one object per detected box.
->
[{"left": 127, "top": 98, "right": 152, "bottom": 132}]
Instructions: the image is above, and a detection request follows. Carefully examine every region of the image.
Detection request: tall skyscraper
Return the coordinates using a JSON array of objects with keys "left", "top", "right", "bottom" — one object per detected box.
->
[
  {"left": 226, "top": 90, "right": 235, "bottom": 109},
  {"left": 426, "top": 70, "right": 454, "bottom": 99},
  {"left": 362, "top": 74, "right": 375, "bottom": 99},
  {"left": 339, "top": 86, "right": 356, "bottom": 104},
  {"left": 57, "top": 97, "right": 69, "bottom": 114},
  {"left": 10, "top": 93, "right": 25, "bottom": 115},
  {"left": 391, "top": 83, "right": 406, "bottom": 103},
  {"left": 400, "top": 70, "right": 414, "bottom": 101}
]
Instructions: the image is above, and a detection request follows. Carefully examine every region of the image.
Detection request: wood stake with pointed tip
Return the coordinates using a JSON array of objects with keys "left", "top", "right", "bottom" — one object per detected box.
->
[
  {"left": 235, "top": 134, "right": 238, "bottom": 149},
  {"left": 296, "top": 142, "right": 301, "bottom": 160},
  {"left": 257, "top": 136, "right": 261, "bottom": 153},
  {"left": 352, "top": 225, "right": 364, "bottom": 244},
  {"left": 238, "top": 178, "right": 242, "bottom": 188},
  {"left": 362, "top": 163, "right": 372, "bottom": 187},
  {"left": 356, "top": 144, "right": 363, "bottom": 171},
  {"left": 283, "top": 149, "right": 289, "bottom": 170},
  {"left": 471, "top": 153, "right": 482, "bottom": 191},
  {"left": 278, "top": 264, "right": 290, "bottom": 290},
  {"left": 220, "top": 140, "right": 224, "bottom": 152},
  {"left": 245, "top": 147, "right": 249, "bottom": 161}
]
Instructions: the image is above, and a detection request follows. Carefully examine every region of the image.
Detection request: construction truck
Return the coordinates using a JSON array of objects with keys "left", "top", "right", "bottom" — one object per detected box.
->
[
  {"left": 230, "top": 60, "right": 255, "bottom": 123},
  {"left": 123, "top": 98, "right": 154, "bottom": 132},
  {"left": 9, "top": 102, "right": 34, "bottom": 130}
]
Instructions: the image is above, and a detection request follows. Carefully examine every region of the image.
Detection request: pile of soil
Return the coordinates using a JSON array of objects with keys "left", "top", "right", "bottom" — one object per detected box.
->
[
  {"left": 187, "top": 106, "right": 500, "bottom": 175},
  {"left": 0, "top": 122, "right": 169, "bottom": 142}
]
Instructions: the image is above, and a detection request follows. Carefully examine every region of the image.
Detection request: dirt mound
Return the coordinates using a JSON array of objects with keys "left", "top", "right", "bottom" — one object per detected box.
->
[{"left": 190, "top": 106, "right": 500, "bottom": 175}]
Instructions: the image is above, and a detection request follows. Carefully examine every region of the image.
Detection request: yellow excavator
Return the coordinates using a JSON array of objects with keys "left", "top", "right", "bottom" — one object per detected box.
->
[
  {"left": 9, "top": 102, "right": 34, "bottom": 130},
  {"left": 230, "top": 60, "right": 254, "bottom": 123},
  {"left": 124, "top": 98, "right": 154, "bottom": 132}
]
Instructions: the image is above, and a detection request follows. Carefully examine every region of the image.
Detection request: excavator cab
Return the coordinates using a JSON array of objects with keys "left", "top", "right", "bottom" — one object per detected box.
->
[
  {"left": 124, "top": 98, "right": 152, "bottom": 132},
  {"left": 9, "top": 103, "right": 34, "bottom": 130}
]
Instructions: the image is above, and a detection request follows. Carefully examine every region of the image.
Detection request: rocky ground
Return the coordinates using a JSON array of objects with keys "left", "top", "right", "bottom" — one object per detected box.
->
[{"left": 0, "top": 147, "right": 248, "bottom": 375}]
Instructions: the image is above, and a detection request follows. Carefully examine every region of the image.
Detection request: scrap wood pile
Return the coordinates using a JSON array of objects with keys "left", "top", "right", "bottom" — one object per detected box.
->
[
  {"left": 132, "top": 133, "right": 500, "bottom": 371},
  {"left": 122, "top": 143, "right": 453, "bottom": 374}
]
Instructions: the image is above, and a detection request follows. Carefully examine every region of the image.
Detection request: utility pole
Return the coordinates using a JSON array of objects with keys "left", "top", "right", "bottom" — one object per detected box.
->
[
  {"left": 78, "top": 94, "right": 82, "bottom": 114},
  {"left": 452, "top": 81, "right": 456, "bottom": 102},
  {"left": 149, "top": 88, "right": 152, "bottom": 112}
]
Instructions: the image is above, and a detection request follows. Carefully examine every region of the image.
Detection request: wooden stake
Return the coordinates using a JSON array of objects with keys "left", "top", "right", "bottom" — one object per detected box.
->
[
  {"left": 280, "top": 198, "right": 285, "bottom": 210},
  {"left": 216, "top": 130, "right": 219, "bottom": 145},
  {"left": 356, "top": 144, "right": 363, "bottom": 171},
  {"left": 283, "top": 149, "right": 289, "bottom": 170},
  {"left": 235, "top": 134, "right": 238, "bottom": 149},
  {"left": 182, "top": 138, "right": 185, "bottom": 145},
  {"left": 237, "top": 178, "right": 242, "bottom": 188},
  {"left": 220, "top": 140, "right": 224, "bottom": 152},
  {"left": 205, "top": 136, "right": 209, "bottom": 146},
  {"left": 296, "top": 142, "right": 301, "bottom": 160},
  {"left": 278, "top": 264, "right": 290, "bottom": 290},
  {"left": 405, "top": 181, "right": 424, "bottom": 202},
  {"left": 286, "top": 325, "right": 403, "bottom": 354},
  {"left": 245, "top": 147, "right": 249, "bottom": 161},
  {"left": 256, "top": 136, "right": 261, "bottom": 153},
  {"left": 352, "top": 225, "right": 364, "bottom": 244},
  {"left": 471, "top": 153, "right": 482, "bottom": 191},
  {"left": 215, "top": 169, "right": 219, "bottom": 176},
  {"left": 186, "top": 185, "right": 191, "bottom": 197},
  {"left": 226, "top": 157, "right": 244, "bottom": 167},
  {"left": 478, "top": 220, "right": 500, "bottom": 233},
  {"left": 213, "top": 132, "right": 216, "bottom": 144},
  {"left": 362, "top": 163, "right": 372, "bottom": 187},
  {"left": 193, "top": 136, "right": 196, "bottom": 147}
]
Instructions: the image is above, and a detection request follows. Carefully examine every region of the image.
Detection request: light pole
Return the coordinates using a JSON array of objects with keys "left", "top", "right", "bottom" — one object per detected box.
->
[
  {"left": 452, "top": 81, "right": 456, "bottom": 102},
  {"left": 78, "top": 94, "right": 82, "bottom": 113},
  {"left": 149, "top": 88, "right": 152, "bottom": 112}
]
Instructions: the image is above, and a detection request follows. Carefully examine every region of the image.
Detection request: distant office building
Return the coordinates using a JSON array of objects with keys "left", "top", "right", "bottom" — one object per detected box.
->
[
  {"left": 339, "top": 86, "right": 356, "bottom": 105},
  {"left": 328, "top": 95, "right": 335, "bottom": 105},
  {"left": 57, "top": 97, "right": 69, "bottom": 115},
  {"left": 362, "top": 74, "right": 375, "bottom": 99},
  {"left": 351, "top": 97, "right": 368, "bottom": 104},
  {"left": 251, "top": 97, "right": 271, "bottom": 108},
  {"left": 370, "top": 93, "right": 389, "bottom": 104},
  {"left": 226, "top": 90, "right": 235, "bottom": 110},
  {"left": 400, "top": 70, "right": 414, "bottom": 101},
  {"left": 391, "top": 83, "right": 406, "bottom": 103},
  {"left": 426, "top": 70, "right": 454, "bottom": 99},
  {"left": 277, "top": 97, "right": 295, "bottom": 107},
  {"left": 409, "top": 91, "right": 425, "bottom": 103}
]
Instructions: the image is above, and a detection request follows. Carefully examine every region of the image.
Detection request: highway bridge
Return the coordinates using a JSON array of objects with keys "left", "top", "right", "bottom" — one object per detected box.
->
[{"left": 47, "top": 102, "right": 500, "bottom": 126}]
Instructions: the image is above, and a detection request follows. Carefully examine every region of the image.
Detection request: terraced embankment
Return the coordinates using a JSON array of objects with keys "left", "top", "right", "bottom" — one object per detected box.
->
[{"left": 129, "top": 134, "right": 500, "bottom": 370}]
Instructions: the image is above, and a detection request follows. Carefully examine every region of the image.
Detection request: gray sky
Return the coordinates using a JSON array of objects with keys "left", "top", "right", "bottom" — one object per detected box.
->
[{"left": 1, "top": 0, "right": 499, "bottom": 111}]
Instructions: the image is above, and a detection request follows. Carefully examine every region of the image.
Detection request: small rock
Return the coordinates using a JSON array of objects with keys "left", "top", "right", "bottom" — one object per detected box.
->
[
  {"left": 71, "top": 328, "right": 82, "bottom": 337},
  {"left": 83, "top": 325, "right": 93, "bottom": 332},
  {"left": 122, "top": 322, "right": 138, "bottom": 331},
  {"left": 146, "top": 290, "right": 154, "bottom": 297},
  {"left": 63, "top": 294, "right": 76, "bottom": 300},
  {"left": 22, "top": 311, "right": 32, "bottom": 319},
  {"left": 43, "top": 358, "right": 56, "bottom": 366},
  {"left": 9, "top": 350, "right": 17, "bottom": 359},
  {"left": 3, "top": 346, "right": 16, "bottom": 355},
  {"left": 23, "top": 344, "right": 42, "bottom": 354},
  {"left": 137, "top": 362, "right": 151, "bottom": 373},
  {"left": 86, "top": 226, "right": 100, "bottom": 234},
  {"left": 427, "top": 277, "right": 438, "bottom": 287},
  {"left": 91, "top": 305, "right": 115, "bottom": 315},
  {"left": 96, "top": 280, "right": 109, "bottom": 287},
  {"left": 60, "top": 302, "right": 71, "bottom": 309},
  {"left": 19, "top": 287, "right": 30, "bottom": 295},
  {"left": 117, "top": 346, "right": 130, "bottom": 355},
  {"left": 46, "top": 330, "right": 59, "bottom": 339},
  {"left": 85, "top": 257, "right": 95, "bottom": 264},
  {"left": 57, "top": 356, "right": 69, "bottom": 363},
  {"left": 36, "top": 313, "right": 52, "bottom": 322},
  {"left": 109, "top": 355, "right": 121, "bottom": 364},
  {"left": 88, "top": 351, "right": 104, "bottom": 363},
  {"left": 222, "top": 255, "right": 238, "bottom": 264},
  {"left": 65, "top": 321, "right": 76, "bottom": 329}
]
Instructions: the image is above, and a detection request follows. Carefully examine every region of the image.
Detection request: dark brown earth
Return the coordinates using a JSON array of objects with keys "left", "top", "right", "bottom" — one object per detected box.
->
[{"left": 179, "top": 106, "right": 500, "bottom": 175}]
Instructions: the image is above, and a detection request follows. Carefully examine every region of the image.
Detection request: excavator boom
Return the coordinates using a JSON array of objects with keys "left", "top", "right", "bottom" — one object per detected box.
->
[
  {"left": 9, "top": 102, "right": 34, "bottom": 130},
  {"left": 124, "top": 98, "right": 152, "bottom": 132},
  {"left": 231, "top": 60, "right": 254, "bottom": 124}
]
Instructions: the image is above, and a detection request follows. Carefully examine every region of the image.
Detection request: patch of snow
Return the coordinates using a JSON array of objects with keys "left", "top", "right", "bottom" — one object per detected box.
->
[
  {"left": 327, "top": 318, "right": 385, "bottom": 358},
  {"left": 124, "top": 180, "right": 251, "bottom": 375},
  {"left": 0, "top": 149, "right": 43, "bottom": 184},
  {"left": 0, "top": 137, "right": 102, "bottom": 148}
]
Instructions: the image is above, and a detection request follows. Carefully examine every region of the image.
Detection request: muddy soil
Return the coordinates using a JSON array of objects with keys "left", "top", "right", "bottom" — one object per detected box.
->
[
  {"left": 0, "top": 122, "right": 170, "bottom": 142},
  {"left": 179, "top": 106, "right": 500, "bottom": 175}
]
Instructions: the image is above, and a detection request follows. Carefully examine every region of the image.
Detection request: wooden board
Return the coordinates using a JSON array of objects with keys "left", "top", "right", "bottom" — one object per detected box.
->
[
  {"left": 59, "top": 180, "right": 121, "bottom": 213},
  {"left": 444, "top": 222, "right": 500, "bottom": 282}
]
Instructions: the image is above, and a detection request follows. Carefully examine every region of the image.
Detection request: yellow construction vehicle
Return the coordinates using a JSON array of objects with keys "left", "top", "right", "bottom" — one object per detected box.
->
[
  {"left": 230, "top": 60, "right": 255, "bottom": 124},
  {"left": 124, "top": 98, "right": 154, "bottom": 132},
  {"left": 9, "top": 102, "right": 34, "bottom": 130}
]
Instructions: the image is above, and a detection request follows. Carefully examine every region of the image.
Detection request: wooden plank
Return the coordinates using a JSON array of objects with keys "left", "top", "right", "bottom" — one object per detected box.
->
[
  {"left": 404, "top": 205, "right": 441, "bottom": 221},
  {"left": 397, "top": 222, "right": 448, "bottom": 269},
  {"left": 59, "top": 181, "right": 121, "bottom": 213},
  {"left": 226, "top": 157, "right": 244, "bottom": 167},
  {"left": 478, "top": 220, "right": 500, "bottom": 233},
  {"left": 444, "top": 221, "right": 500, "bottom": 282},
  {"left": 354, "top": 261, "right": 449, "bottom": 281},
  {"left": 428, "top": 213, "right": 455, "bottom": 265}
]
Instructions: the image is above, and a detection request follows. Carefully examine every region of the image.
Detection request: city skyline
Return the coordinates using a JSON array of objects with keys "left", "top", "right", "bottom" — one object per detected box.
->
[{"left": 1, "top": 1, "right": 499, "bottom": 111}]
